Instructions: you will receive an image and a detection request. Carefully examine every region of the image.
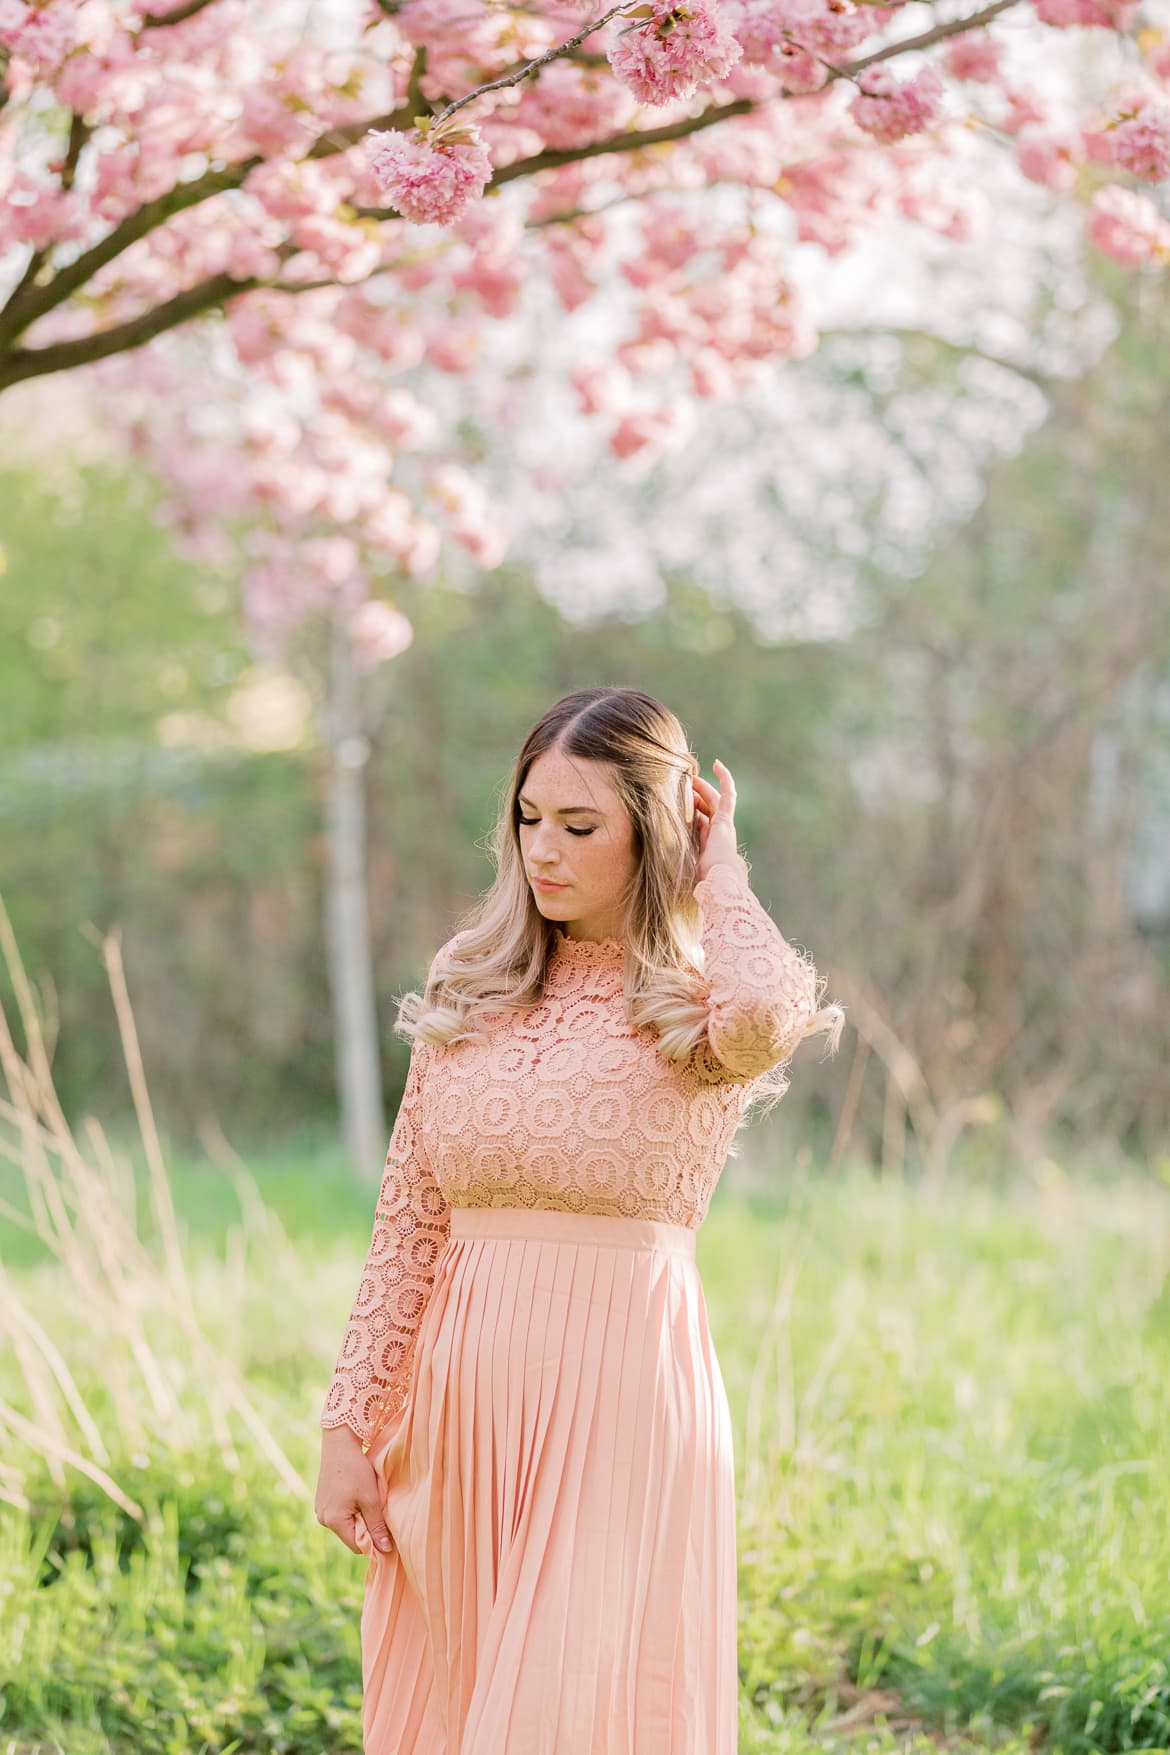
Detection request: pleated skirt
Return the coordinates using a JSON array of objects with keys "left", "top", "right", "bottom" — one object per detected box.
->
[{"left": 352, "top": 1204, "right": 738, "bottom": 1755}]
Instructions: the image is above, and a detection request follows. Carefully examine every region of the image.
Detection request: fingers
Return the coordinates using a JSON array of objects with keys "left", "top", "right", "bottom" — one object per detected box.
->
[
  {"left": 358, "top": 1492, "right": 396, "bottom": 1556},
  {"left": 712, "top": 756, "right": 735, "bottom": 798},
  {"left": 316, "top": 1497, "right": 396, "bottom": 1558},
  {"left": 692, "top": 759, "right": 735, "bottom": 818},
  {"left": 339, "top": 1515, "right": 364, "bottom": 1556}
]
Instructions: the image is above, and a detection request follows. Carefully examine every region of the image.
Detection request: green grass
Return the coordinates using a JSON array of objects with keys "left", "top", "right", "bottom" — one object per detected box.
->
[{"left": 1, "top": 1148, "right": 1168, "bottom": 1755}]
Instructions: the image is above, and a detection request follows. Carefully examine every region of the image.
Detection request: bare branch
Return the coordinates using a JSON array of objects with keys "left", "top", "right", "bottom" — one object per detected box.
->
[
  {"left": 406, "top": 45, "right": 429, "bottom": 118},
  {"left": 429, "top": 0, "right": 638, "bottom": 128},
  {"left": 495, "top": 96, "right": 756, "bottom": 185},
  {"left": 820, "top": 323, "right": 1057, "bottom": 389},
  {"left": 0, "top": 272, "right": 262, "bottom": 389},
  {"left": 838, "top": 0, "right": 1022, "bottom": 77},
  {"left": 140, "top": 0, "right": 225, "bottom": 27},
  {"left": 61, "top": 113, "right": 90, "bottom": 190},
  {"left": 0, "top": 102, "right": 415, "bottom": 345},
  {"left": 0, "top": 163, "right": 256, "bottom": 348},
  {"left": 491, "top": 0, "right": 1024, "bottom": 187}
]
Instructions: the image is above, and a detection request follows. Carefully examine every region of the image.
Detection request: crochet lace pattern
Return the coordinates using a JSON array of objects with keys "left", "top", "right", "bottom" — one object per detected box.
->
[{"left": 319, "top": 860, "right": 821, "bottom": 1449}]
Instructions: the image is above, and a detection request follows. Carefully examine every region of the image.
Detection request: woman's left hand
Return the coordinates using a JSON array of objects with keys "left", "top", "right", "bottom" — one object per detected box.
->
[{"left": 692, "top": 758, "right": 749, "bottom": 884}]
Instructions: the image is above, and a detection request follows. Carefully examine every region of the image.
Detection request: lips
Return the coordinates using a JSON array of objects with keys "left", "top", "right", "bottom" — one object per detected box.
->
[{"left": 532, "top": 876, "right": 569, "bottom": 890}]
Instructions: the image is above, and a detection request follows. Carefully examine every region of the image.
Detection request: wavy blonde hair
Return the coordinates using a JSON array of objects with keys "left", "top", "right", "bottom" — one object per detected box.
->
[{"left": 394, "top": 686, "right": 844, "bottom": 1112}]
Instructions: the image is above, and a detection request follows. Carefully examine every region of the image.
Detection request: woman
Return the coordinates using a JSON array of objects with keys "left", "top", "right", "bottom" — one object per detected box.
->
[{"left": 315, "top": 686, "right": 843, "bottom": 1755}]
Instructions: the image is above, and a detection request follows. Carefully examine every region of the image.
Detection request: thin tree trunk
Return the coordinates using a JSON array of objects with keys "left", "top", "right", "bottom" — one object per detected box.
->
[{"left": 323, "top": 615, "right": 386, "bottom": 1183}]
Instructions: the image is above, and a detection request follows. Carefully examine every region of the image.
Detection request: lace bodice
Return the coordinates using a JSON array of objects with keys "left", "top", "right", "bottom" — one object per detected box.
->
[{"left": 320, "top": 860, "right": 822, "bottom": 1449}]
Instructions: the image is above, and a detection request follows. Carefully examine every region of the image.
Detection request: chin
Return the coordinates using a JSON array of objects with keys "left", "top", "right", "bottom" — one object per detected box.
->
[{"left": 532, "top": 891, "right": 572, "bottom": 917}]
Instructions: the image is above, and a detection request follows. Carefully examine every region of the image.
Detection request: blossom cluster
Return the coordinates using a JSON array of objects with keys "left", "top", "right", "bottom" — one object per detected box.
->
[
  {"left": 1, "top": 0, "right": 1168, "bottom": 662},
  {"left": 848, "top": 65, "right": 947, "bottom": 145},
  {"left": 606, "top": 0, "right": 743, "bottom": 105},
  {"left": 366, "top": 123, "right": 494, "bottom": 225}
]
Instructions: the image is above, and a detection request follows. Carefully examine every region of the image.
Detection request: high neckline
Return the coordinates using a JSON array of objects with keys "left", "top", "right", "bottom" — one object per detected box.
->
[{"left": 550, "top": 927, "right": 626, "bottom": 963}]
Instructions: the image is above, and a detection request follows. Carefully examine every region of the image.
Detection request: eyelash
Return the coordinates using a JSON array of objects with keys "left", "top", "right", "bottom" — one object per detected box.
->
[{"left": 517, "top": 815, "right": 595, "bottom": 837}]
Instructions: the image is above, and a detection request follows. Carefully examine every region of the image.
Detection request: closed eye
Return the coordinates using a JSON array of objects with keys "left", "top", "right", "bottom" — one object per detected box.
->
[{"left": 518, "top": 815, "right": 595, "bottom": 837}]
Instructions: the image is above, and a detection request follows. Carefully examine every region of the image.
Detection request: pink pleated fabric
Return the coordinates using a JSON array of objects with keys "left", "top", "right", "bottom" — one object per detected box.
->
[{"left": 352, "top": 1205, "right": 738, "bottom": 1755}]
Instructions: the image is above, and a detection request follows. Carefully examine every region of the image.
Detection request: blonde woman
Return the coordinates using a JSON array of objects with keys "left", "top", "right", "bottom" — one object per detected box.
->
[{"left": 315, "top": 685, "right": 843, "bottom": 1754}]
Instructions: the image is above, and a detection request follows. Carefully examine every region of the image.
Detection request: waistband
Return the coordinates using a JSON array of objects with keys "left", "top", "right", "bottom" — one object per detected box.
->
[{"left": 448, "top": 1204, "right": 697, "bottom": 1260}]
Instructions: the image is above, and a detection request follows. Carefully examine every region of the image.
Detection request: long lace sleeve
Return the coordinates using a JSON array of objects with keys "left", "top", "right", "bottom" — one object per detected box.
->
[
  {"left": 694, "top": 859, "right": 820, "bottom": 1080},
  {"left": 319, "top": 1035, "right": 450, "bottom": 1452}
]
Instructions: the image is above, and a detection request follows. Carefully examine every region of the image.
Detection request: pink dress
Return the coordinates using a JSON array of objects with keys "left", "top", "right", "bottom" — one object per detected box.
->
[{"left": 320, "top": 861, "right": 822, "bottom": 1755}]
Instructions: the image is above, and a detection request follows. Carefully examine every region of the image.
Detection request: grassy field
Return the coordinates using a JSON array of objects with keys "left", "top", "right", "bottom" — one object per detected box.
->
[{"left": 1, "top": 1134, "right": 1167, "bottom": 1755}]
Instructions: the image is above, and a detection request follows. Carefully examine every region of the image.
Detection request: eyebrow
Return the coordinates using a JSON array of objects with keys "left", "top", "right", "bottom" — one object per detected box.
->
[{"left": 518, "top": 794, "right": 604, "bottom": 816}]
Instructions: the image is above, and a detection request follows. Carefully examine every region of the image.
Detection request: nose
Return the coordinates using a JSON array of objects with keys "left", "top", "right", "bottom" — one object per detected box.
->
[{"left": 528, "top": 828, "right": 561, "bottom": 869}]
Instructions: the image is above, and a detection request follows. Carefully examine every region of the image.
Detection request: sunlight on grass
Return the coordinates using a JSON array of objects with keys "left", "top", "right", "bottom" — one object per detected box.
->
[{"left": 2, "top": 899, "right": 1168, "bottom": 1752}]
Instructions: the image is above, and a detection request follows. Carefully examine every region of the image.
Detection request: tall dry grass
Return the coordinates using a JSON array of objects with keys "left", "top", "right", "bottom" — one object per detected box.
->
[{"left": 0, "top": 894, "right": 310, "bottom": 1518}]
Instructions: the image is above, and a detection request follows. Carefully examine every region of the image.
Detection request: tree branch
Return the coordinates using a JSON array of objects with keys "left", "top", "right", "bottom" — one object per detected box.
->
[
  {"left": 837, "top": 0, "right": 1022, "bottom": 77},
  {"left": 0, "top": 0, "right": 1028, "bottom": 387},
  {"left": 0, "top": 103, "right": 415, "bottom": 346},
  {"left": 0, "top": 162, "right": 257, "bottom": 348},
  {"left": 495, "top": 97, "right": 757, "bottom": 186},
  {"left": 820, "top": 323, "right": 1057, "bottom": 390},
  {"left": 140, "top": 0, "right": 226, "bottom": 27},
  {"left": 428, "top": 0, "right": 637, "bottom": 129},
  {"left": 0, "top": 272, "right": 267, "bottom": 390}
]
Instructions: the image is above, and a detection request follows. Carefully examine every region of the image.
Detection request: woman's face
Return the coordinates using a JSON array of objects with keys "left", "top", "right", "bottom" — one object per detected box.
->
[{"left": 517, "top": 747, "right": 637, "bottom": 941}]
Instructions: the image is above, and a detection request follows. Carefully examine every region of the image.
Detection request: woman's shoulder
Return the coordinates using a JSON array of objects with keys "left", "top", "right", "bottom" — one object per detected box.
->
[{"left": 429, "top": 926, "right": 473, "bottom": 975}]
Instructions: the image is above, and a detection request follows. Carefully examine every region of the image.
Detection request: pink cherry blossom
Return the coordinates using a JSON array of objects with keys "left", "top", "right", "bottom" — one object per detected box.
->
[
  {"left": 244, "top": 160, "right": 339, "bottom": 224},
  {"left": 944, "top": 33, "right": 1002, "bottom": 82},
  {"left": 1110, "top": 106, "right": 1170, "bottom": 182},
  {"left": 547, "top": 239, "right": 597, "bottom": 311},
  {"left": 303, "top": 534, "right": 361, "bottom": 589},
  {"left": 426, "top": 321, "right": 481, "bottom": 372},
  {"left": 396, "top": 0, "right": 548, "bottom": 103},
  {"left": 513, "top": 60, "right": 637, "bottom": 148},
  {"left": 1016, "top": 131, "right": 1084, "bottom": 191},
  {"left": 1031, "top": 0, "right": 1138, "bottom": 24},
  {"left": 1081, "top": 124, "right": 1119, "bottom": 164},
  {"left": 607, "top": 0, "right": 743, "bottom": 105},
  {"left": 349, "top": 600, "right": 415, "bottom": 671},
  {"left": 723, "top": 0, "right": 875, "bottom": 71},
  {"left": 780, "top": 152, "right": 874, "bottom": 254},
  {"left": 236, "top": 83, "right": 324, "bottom": 160},
  {"left": 427, "top": 463, "right": 508, "bottom": 567},
  {"left": 366, "top": 124, "right": 493, "bottom": 225},
  {"left": 1084, "top": 183, "right": 1170, "bottom": 264},
  {"left": 571, "top": 359, "right": 632, "bottom": 416},
  {"left": 289, "top": 214, "right": 383, "bottom": 284},
  {"left": 0, "top": 0, "right": 73, "bottom": 74},
  {"left": 896, "top": 173, "right": 988, "bottom": 242},
  {"left": 1000, "top": 90, "right": 1049, "bottom": 134},
  {"left": 610, "top": 409, "right": 674, "bottom": 459},
  {"left": 771, "top": 45, "right": 829, "bottom": 95},
  {"left": 1, "top": 175, "right": 86, "bottom": 248},
  {"left": 1, "top": 0, "right": 1166, "bottom": 673},
  {"left": 849, "top": 64, "right": 946, "bottom": 144}
]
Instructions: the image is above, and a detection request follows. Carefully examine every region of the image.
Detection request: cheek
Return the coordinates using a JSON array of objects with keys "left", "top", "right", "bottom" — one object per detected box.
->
[{"left": 589, "top": 831, "right": 635, "bottom": 887}]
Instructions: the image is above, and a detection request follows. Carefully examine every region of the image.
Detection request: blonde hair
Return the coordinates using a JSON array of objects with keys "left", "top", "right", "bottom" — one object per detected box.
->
[{"left": 395, "top": 686, "right": 843, "bottom": 1113}]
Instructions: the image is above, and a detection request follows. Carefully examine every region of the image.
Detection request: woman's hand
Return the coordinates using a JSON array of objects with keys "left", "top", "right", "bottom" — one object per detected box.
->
[
  {"left": 692, "top": 758, "right": 749, "bottom": 885},
  {"left": 315, "top": 1424, "right": 396, "bottom": 1557}
]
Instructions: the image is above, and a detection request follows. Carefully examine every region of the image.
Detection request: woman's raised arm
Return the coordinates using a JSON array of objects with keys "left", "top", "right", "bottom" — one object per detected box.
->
[{"left": 693, "top": 859, "right": 821, "bottom": 1080}]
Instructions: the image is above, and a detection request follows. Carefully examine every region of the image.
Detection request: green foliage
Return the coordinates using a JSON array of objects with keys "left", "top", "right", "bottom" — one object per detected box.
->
[
  {"left": 0, "top": 464, "right": 853, "bottom": 1148},
  {"left": 0, "top": 459, "right": 247, "bottom": 744}
]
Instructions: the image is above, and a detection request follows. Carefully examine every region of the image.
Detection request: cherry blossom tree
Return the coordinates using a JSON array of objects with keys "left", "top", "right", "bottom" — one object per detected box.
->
[
  {"left": 4, "top": 0, "right": 1168, "bottom": 622},
  {"left": 5, "top": 0, "right": 1169, "bottom": 1169}
]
